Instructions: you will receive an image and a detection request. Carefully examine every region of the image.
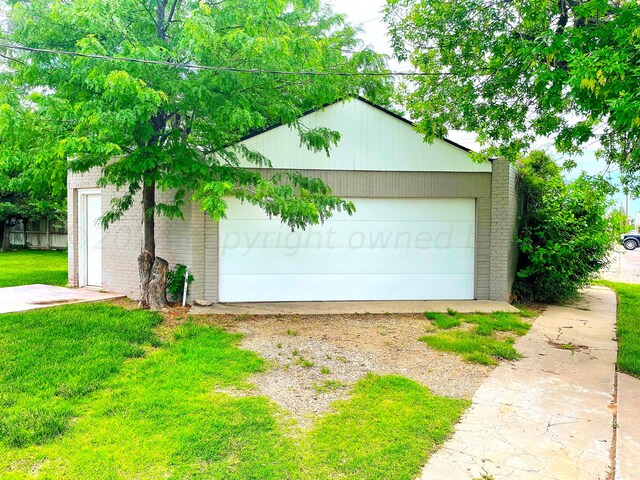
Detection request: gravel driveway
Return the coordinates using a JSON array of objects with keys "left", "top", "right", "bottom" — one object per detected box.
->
[{"left": 201, "top": 313, "right": 492, "bottom": 427}]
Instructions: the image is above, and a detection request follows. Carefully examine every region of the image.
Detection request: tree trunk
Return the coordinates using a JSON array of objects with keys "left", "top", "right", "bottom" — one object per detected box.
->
[
  {"left": 138, "top": 180, "right": 168, "bottom": 310},
  {"left": 137, "top": 0, "right": 171, "bottom": 310},
  {"left": 1, "top": 219, "right": 11, "bottom": 252},
  {"left": 138, "top": 250, "right": 168, "bottom": 310}
]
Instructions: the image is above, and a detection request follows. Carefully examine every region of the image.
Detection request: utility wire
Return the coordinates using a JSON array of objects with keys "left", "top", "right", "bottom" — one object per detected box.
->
[{"left": 0, "top": 43, "right": 451, "bottom": 77}]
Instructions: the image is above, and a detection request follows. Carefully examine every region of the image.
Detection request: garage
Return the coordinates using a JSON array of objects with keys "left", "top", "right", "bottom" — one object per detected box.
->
[
  {"left": 219, "top": 197, "right": 476, "bottom": 302},
  {"left": 69, "top": 96, "right": 520, "bottom": 303}
]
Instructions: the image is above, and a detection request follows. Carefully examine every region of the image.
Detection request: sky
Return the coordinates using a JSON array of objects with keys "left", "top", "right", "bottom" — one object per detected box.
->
[{"left": 329, "top": 0, "right": 639, "bottom": 219}]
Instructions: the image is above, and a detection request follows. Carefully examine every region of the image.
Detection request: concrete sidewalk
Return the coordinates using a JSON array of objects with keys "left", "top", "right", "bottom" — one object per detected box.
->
[
  {"left": 422, "top": 286, "right": 618, "bottom": 480},
  {"left": 0, "top": 284, "right": 125, "bottom": 314},
  {"left": 190, "top": 299, "right": 518, "bottom": 316},
  {"left": 616, "top": 373, "right": 640, "bottom": 480}
]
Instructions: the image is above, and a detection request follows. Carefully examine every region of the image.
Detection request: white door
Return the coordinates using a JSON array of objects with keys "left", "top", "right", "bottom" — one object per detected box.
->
[
  {"left": 219, "top": 198, "right": 475, "bottom": 302},
  {"left": 79, "top": 191, "right": 102, "bottom": 287}
]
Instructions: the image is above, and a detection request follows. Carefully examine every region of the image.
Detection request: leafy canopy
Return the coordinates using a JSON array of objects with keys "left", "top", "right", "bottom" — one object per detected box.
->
[
  {"left": 0, "top": 86, "right": 67, "bottom": 223},
  {"left": 2, "top": 0, "right": 392, "bottom": 229},
  {"left": 385, "top": 0, "right": 640, "bottom": 191}
]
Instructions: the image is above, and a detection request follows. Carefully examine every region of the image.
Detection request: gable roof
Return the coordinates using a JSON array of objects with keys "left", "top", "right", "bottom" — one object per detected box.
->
[
  {"left": 241, "top": 96, "right": 472, "bottom": 154},
  {"left": 238, "top": 97, "right": 490, "bottom": 173}
]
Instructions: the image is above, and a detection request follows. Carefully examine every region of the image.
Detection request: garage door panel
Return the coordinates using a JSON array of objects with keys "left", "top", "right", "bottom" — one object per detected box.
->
[
  {"left": 219, "top": 197, "right": 476, "bottom": 301},
  {"left": 220, "top": 220, "right": 475, "bottom": 249},
  {"left": 224, "top": 200, "right": 353, "bottom": 221},
  {"left": 221, "top": 247, "right": 474, "bottom": 275},
  {"left": 219, "top": 274, "right": 475, "bottom": 302},
  {"left": 343, "top": 198, "right": 475, "bottom": 222},
  {"left": 226, "top": 198, "right": 475, "bottom": 222}
]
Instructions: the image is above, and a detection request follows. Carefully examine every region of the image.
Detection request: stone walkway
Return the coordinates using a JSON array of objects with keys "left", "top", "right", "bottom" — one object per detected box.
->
[
  {"left": 422, "top": 286, "right": 619, "bottom": 480},
  {"left": 0, "top": 284, "right": 125, "bottom": 314}
]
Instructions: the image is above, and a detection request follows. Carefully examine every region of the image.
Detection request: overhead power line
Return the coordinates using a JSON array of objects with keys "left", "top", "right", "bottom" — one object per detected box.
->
[{"left": 0, "top": 43, "right": 450, "bottom": 77}]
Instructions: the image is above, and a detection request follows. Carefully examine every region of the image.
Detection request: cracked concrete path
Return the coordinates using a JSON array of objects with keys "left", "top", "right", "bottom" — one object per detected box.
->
[{"left": 421, "top": 286, "right": 618, "bottom": 480}]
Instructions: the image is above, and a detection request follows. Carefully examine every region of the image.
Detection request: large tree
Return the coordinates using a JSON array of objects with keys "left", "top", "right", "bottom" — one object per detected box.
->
[
  {"left": 0, "top": 86, "right": 67, "bottom": 251},
  {"left": 385, "top": 0, "right": 640, "bottom": 184},
  {"left": 2, "top": 0, "right": 391, "bottom": 307}
]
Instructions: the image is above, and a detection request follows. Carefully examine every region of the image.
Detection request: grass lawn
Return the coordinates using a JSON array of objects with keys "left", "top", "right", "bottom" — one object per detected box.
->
[
  {"left": 0, "top": 250, "right": 68, "bottom": 287},
  {"left": 598, "top": 282, "right": 640, "bottom": 377},
  {"left": 420, "top": 310, "right": 534, "bottom": 365},
  {"left": 0, "top": 303, "right": 468, "bottom": 479}
]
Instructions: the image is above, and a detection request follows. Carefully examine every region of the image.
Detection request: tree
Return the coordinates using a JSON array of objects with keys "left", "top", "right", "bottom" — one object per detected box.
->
[
  {"left": 0, "top": 86, "right": 67, "bottom": 251},
  {"left": 385, "top": 0, "right": 640, "bottom": 188},
  {"left": 513, "top": 151, "right": 617, "bottom": 303},
  {"left": 2, "top": 0, "right": 391, "bottom": 308},
  {"left": 608, "top": 207, "right": 634, "bottom": 236}
]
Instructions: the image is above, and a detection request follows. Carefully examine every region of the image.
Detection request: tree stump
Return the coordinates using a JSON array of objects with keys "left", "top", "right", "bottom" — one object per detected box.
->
[{"left": 138, "top": 251, "right": 169, "bottom": 310}]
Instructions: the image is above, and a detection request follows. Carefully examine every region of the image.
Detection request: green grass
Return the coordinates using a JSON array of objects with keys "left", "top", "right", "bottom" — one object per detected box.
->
[
  {"left": 304, "top": 375, "right": 468, "bottom": 478},
  {"left": 422, "top": 310, "right": 533, "bottom": 365},
  {"left": 0, "top": 303, "right": 161, "bottom": 447},
  {"left": 421, "top": 331, "right": 521, "bottom": 365},
  {"left": 0, "top": 249, "right": 68, "bottom": 287},
  {"left": 464, "top": 312, "right": 531, "bottom": 336},
  {"left": 598, "top": 282, "right": 640, "bottom": 377},
  {"left": 313, "top": 380, "right": 345, "bottom": 394},
  {"left": 424, "top": 311, "right": 461, "bottom": 329},
  {"left": 295, "top": 357, "right": 314, "bottom": 368},
  {"left": 1, "top": 303, "right": 468, "bottom": 479}
]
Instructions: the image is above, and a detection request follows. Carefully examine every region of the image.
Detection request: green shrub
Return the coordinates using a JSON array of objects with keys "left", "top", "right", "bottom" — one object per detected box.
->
[
  {"left": 513, "top": 151, "right": 617, "bottom": 303},
  {"left": 166, "top": 264, "right": 194, "bottom": 302}
]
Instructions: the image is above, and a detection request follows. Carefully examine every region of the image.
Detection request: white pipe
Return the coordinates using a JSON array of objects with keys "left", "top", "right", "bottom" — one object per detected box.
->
[{"left": 182, "top": 267, "right": 189, "bottom": 307}]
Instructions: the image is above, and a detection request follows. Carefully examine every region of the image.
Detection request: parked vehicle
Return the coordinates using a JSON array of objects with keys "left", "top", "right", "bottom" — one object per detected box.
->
[{"left": 622, "top": 234, "right": 640, "bottom": 251}]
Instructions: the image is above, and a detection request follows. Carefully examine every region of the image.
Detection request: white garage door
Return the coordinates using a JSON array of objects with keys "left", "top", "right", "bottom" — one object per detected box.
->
[{"left": 219, "top": 198, "right": 475, "bottom": 302}]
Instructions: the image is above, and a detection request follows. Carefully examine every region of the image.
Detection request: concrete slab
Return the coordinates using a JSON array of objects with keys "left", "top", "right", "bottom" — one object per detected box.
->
[
  {"left": 0, "top": 284, "right": 125, "bottom": 314},
  {"left": 616, "top": 373, "right": 640, "bottom": 480},
  {"left": 421, "top": 286, "right": 618, "bottom": 480},
  {"left": 190, "top": 299, "right": 519, "bottom": 316}
]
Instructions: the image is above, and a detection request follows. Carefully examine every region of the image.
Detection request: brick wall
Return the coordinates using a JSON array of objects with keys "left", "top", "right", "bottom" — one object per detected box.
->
[
  {"left": 69, "top": 164, "right": 519, "bottom": 304},
  {"left": 204, "top": 215, "right": 219, "bottom": 303},
  {"left": 68, "top": 170, "right": 205, "bottom": 302},
  {"left": 489, "top": 157, "right": 520, "bottom": 301}
]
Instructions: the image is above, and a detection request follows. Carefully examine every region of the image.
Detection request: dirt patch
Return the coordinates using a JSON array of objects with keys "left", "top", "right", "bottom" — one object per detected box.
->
[
  {"left": 198, "top": 313, "right": 492, "bottom": 428},
  {"left": 546, "top": 339, "right": 590, "bottom": 353}
]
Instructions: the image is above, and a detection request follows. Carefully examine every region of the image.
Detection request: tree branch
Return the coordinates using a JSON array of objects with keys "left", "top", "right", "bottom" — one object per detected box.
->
[{"left": 166, "top": 0, "right": 180, "bottom": 25}]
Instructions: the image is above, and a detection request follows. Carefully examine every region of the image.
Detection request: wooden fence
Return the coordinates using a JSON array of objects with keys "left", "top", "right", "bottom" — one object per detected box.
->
[{"left": 9, "top": 218, "right": 68, "bottom": 249}]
